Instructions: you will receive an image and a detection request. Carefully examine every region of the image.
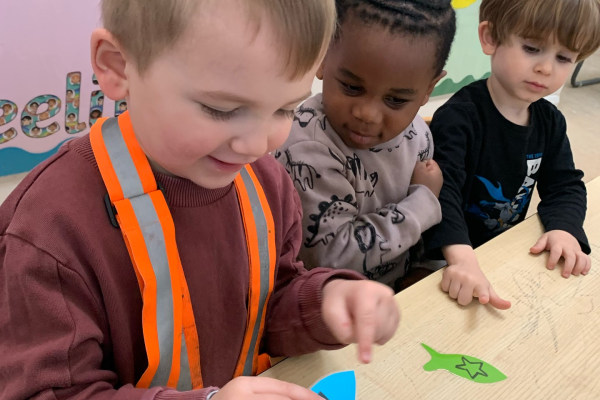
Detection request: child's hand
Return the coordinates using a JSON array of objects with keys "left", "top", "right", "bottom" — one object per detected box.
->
[
  {"left": 212, "top": 376, "right": 324, "bottom": 400},
  {"left": 530, "top": 230, "right": 591, "bottom": 278},
  {"left": 441, "top": 244, "right": 511, "bottom": 309},
  {"left": 321, "top": 280, "right": 399, "bottom": 364},
  {"left": 411, "top": 159, "right": 443, "bottom": 197}
]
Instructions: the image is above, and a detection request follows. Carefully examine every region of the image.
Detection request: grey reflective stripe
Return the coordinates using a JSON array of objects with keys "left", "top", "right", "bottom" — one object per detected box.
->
[
  {"left": 129, "top": 195, "right": 175, "bottom": 388},
  {"left": 101, "top": 117, "right": 189, "bottom": 388},
  {"left": 177, "top": 331, "right": 192, "bottom": 391},
  {"left": 100, "top": 118, "right": 145, "bottom": 198},
  {"left": 238, "top": 167, "right": 272, "bottom": 376}
]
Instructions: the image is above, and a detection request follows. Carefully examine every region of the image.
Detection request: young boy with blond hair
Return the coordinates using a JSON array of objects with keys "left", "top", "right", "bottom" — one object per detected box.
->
[
  {"left": 0, "top": 1, "right": 400, "bottom": 399},
  {"left": 426, "top": 0, "right": 600, "bottom": 309}
]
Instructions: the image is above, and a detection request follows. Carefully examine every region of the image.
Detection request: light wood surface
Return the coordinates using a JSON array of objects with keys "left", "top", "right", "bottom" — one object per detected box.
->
[{"left": 262, "top": 177, "right": 600, "bottom": 399}]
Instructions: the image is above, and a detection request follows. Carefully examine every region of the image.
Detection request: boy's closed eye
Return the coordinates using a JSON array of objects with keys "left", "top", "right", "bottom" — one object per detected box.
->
[
  {"left": 198, "top": 103, "right": 239, "bottom": 121},
  {"left": 522, "top": 43, "right": 540, "bottom": 54},
  {"left": 383, "top": 95, "right": 409, "bottom": 110},
  {"left": 521, "top": 41, "right": 576, "bottom": 64},
  {"left": 276, "top": 109, "right": 296, "bottom": 119},
  {"left": 556, "top": 53, "right": 575, "bottom": 63},
  {"left": 337, "top": 79, "right": 364, "bottom": 96},
  {"left": 198, "top": 103, "right": 296, "bottom": 121}
]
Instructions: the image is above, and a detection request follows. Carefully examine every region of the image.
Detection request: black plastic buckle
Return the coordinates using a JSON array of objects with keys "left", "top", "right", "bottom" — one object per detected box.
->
[
  {"left": 104, "top": 194, "right": 119, "bottom": 228},
  {"left": 103, "top": 182, "right": 165, "bottom": 229}
]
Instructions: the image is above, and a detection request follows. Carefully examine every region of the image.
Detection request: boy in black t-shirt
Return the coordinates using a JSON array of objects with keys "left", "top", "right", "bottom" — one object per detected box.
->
[{"left": 426, "top": 0, "right": 600, "bottom": 309}]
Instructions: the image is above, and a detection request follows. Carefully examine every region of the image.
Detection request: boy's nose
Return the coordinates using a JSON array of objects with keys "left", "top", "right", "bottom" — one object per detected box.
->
[
  {"left": 230, "top": 119, "right": 290, "bottom": 158},
  {"left": 534, "top": 56, "right": 553, "bottom": 75},
  {"left": 351, "top": 100, "right": 382, "bottom": 125}
]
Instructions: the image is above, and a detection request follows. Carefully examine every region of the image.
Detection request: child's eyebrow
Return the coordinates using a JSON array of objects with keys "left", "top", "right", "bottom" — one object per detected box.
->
[
  {"left": 339, "top": 68, "right": 416, "bottom": 95},
  {"left": 389, "top": 87, "right": 416, "bottom": 95},
  {"left": 339, "top": 68, "right": 363, "bottom": 82}
]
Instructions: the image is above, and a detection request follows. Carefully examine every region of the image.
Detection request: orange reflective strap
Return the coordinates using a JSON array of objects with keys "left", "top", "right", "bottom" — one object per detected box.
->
[
  {"left": 89, "top": 118, "right": 124, "bottom": 202},
  {"left": 233, "top": 166, "right": 276, "bottom": 377},
  {"left": 90, "top": 113, "right": 199, "bottom": 390}
]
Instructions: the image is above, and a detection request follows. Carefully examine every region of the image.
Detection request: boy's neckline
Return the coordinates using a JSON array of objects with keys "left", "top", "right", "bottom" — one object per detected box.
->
[{"left": 485, "top": 78, "right": 531, "bottom": 126}]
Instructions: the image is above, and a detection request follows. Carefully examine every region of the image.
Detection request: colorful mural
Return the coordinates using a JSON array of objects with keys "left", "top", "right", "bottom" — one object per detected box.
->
[
  {"left": 433, "top": 0, "right": 490, "bottom": 96},
  {"left": 0, "top": 1, "right": 128, "bottom": 176},
  {"left": 1, "top": 0, "right": 489, "bottom": 177}
]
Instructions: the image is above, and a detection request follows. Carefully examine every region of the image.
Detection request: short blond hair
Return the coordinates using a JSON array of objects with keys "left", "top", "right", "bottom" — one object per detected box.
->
[
  {"left": 480, "top": 0, "right": 600, "bottom": 61},
  {"left": 101, "top": 0, "right": 336, "bottom": 77}
]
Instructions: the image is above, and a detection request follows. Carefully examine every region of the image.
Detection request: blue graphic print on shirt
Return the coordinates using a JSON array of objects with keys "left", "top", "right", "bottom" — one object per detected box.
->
[{"left": 466, "top": 155, "right": 542, "bottom": 234}]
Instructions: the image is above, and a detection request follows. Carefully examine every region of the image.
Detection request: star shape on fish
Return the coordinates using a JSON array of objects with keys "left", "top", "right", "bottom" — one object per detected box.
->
[{"left": 455, "top": 356, "right": 488, "bottom": 379}]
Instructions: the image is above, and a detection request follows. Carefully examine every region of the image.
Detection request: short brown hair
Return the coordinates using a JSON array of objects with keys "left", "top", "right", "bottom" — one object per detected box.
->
[
  {"left": 480, "top": 0, "right": 600, "bottom": 61},
  {"left": 101, "top": 0, "right": 336, "bottom": 77}
]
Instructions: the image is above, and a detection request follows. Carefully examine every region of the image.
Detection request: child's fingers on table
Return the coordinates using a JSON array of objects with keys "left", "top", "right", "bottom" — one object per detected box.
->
[
  {"left": 529, "top": 235, "right": 547, "bottom": 254},
  {"left": 546, "top": 246, "right": 563, "bottom": 270},
  {"left": 447, "top": 279, "right": 462, "bottom": 299},
  {"left": 561, "top": 250, "right": 576, "bottom": 277},
  {"left": 440, "top": 271, "right": 452, "bottom": 292},
  {"left": 473, "top": 283, "right": 490, "bottom": 305},
  {"left": 457, "top": 283, "right": 476, "bottom": 306},
  {"left": 581, "top": 254, "right": 592, "bottom": 275},
  {"left": 487, "top": 287, "right": 511, "bottom": 309},
  {"left": 573, "top": 253, "right": 590, "bottom": 276}
]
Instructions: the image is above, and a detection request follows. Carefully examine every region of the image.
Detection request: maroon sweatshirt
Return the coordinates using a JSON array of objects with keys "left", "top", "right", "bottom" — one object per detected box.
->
[{"left": 0, "top": 136, "right": 363, "bottom": 399}]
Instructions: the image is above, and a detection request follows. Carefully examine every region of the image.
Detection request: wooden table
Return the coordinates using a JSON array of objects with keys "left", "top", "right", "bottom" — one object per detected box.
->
[{"left": 262, "top": 177, "right": 600, "bottom": 399}]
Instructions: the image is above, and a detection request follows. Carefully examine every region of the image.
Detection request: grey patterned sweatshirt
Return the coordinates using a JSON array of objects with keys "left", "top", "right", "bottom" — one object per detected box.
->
[{"left": 275, "top": 94, "right": 442, "bottom": 288}]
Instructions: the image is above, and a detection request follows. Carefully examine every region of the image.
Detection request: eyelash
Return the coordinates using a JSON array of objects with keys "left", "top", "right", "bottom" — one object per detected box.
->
[
  {"left": 338, "top": 80, "right": 364, "bottom": 96},
  {"left": 200, "top": 104, "right": 237, "bottom": 121},
  {"left": 522, "top": 44, "right": 539, "bottom": 54},
  {"left": 338, "top": 80, "right": 408, "bottom": 110},
  {"left": 522, "top": 44, "right": 574, "bottom": 63},
  {"left": 200, "top": 104, "right": 295, "bottom": 121},
  {"left": 278, "top": 109, "right": 296, "bottom": 119},
  {"left": 384, "top": 96, "right": 408, "bottom": 109}
]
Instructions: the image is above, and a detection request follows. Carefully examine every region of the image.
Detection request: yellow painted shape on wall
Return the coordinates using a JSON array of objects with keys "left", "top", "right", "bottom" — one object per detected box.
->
[{"left": 452, "top": 0, "right": 477, "bottom": 8}]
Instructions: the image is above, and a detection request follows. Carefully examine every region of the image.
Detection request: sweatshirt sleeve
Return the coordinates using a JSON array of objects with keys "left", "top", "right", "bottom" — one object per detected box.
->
[
  {"left": 0, "top": 234, "right": 216, "bottom": 400},
  {"left": 280, "top": 139, "right": 441, "bottom": 278},
  {"left": 263, "top": 188, "right": 365, "bottom": 357},
  {"left": 424, "top": 103, "right": 478, "bottom": 257},
  {"left": 536, "top": 112, "right": 590, "bottom": 254}
]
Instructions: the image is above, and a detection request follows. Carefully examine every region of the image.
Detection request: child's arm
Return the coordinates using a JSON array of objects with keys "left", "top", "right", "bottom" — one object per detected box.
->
[
  {"left": 263, "top": 184, "right": 397, "bottom": 361},
  {"left": 534, "top": 110, "right": 591, "bottom": 274},
  {"left": 424, "top": 103, "right": 476, "bottom": 259},
  {"left": 411, "top": 159, "right": 443, "bottom": 198},
  {"left": 0, "top": 236, "right": 220, "bottom": 400},
  {"left": 441, "top": 244, "right": 511, "bottom": 309},
  {"left": 530, "top": 230, "right": 591, "bottom": 278}
]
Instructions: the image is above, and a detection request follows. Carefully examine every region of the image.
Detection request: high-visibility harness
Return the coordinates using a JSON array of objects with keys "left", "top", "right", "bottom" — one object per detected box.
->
[{"left": 90, "top": 111, "right": 276, "bottom": 390}]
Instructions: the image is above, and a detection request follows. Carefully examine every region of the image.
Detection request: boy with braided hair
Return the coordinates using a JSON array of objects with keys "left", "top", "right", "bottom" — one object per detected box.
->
[
  {"left": 0, "top": 1, "right": 400, "bottom": 399},
  {"left": 276, "top": 0, "right": 456, "bottom": 291},
  {"left": 426, "top": 0, "right": 600, "bottom": 309}
]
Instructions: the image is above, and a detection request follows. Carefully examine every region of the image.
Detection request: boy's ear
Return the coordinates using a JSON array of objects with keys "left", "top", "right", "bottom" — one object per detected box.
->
[
  {"left": 316, "top": 58, "right": 326, "bottom": 80},
  {"left": 420, "top": 70, "right": 447, "bottom": 106},
  {"left": 478, "top": 21, "right": 497, "bottom": 56},
  {"left": 90, "top": 28, "right": 129, "bottom": 100}
]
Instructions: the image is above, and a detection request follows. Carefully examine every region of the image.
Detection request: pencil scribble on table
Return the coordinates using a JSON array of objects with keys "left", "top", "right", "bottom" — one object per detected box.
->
[{"left": 509, "top": 269, "right": 596, "bottom": 352}]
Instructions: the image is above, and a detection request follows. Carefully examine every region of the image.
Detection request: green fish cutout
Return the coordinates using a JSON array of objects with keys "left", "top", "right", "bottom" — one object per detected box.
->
[{"left": 421, "top": 343, "right": 507, "bottom": 383}]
